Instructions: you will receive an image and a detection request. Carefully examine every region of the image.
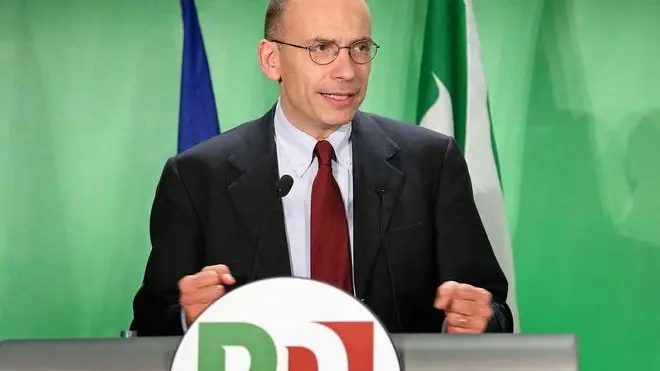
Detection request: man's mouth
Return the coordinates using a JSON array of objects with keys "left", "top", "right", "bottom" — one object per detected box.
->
[
  {"left": 320, "top": 92, "right": 355, "bottom": 100},
  {"left": 319, "top": 92, "right": 358, "bottom": 107}
]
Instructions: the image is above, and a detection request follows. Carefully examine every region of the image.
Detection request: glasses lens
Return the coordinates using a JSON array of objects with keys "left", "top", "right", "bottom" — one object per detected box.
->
[
  {"left": 309, "top": 41, "right": 339, "bottom": 65},
  {"left": 350, "top": 40, "right": 377, "bottom": 64}
]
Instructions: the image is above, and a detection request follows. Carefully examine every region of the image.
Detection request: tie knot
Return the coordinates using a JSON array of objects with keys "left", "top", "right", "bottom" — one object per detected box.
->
[{"left": 314, "top": 140, "right": 335, "bottom": 166}]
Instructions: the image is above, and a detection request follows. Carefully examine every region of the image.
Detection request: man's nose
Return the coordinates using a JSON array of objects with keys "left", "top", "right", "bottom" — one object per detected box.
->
[{"left": 329, "top": 48, "right": 357, "bottom": 80}]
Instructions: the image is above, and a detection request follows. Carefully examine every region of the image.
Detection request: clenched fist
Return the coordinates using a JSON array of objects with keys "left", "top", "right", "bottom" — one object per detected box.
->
[
  {"left": 178, "top": 264, "right": 236, "bottom": 326},
  {"left": 434, "top": 281, "right": 493, "bottom": 333}
]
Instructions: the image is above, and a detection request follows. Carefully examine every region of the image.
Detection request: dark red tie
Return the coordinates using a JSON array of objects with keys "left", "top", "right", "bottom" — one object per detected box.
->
[{"left": 310, "top": 140, "right": 353, "bottom": 294}]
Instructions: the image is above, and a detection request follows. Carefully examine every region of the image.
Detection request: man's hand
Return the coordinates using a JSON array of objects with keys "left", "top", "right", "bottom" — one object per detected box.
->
[
  {"left": 178, "top": 264, "right": 236, "bottom": 326},
  {"left": 434, "top": 281, "right": 493, "bottom": 333}
]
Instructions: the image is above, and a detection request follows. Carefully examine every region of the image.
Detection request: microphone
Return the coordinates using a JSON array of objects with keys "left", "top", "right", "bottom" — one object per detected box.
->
[
  {"left": 275, "top": 174, "right": 294, "bottom": 198},
  {"left": 247, "top": 175, "right": 294, "bottom": 284},
  {"left": 360, "top": 183, "right": 403, "bottom": 333}
]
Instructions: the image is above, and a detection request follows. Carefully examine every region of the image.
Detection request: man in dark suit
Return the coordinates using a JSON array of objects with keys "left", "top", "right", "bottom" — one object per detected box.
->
[{"left": 130, "top": 0, "right": 513, "bottom": 335}]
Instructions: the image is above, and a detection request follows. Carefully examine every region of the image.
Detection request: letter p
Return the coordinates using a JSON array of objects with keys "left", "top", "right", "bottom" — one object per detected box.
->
[{"left": 198, "top": 322, "right": 277, "bottom": 371}]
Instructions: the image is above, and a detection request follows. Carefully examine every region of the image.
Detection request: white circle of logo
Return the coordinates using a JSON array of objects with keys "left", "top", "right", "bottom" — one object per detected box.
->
[{"left": 171, "top": 277, "right": 402, "bottom": 371}]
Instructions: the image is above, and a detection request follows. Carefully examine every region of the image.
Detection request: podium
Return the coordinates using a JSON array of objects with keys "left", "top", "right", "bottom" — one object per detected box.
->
[
  {"left": 1, "top": 279, "right": 578, "bottom": 370},
  {"left": 0, "top": 333, "right": 577, "bottom": 370}
]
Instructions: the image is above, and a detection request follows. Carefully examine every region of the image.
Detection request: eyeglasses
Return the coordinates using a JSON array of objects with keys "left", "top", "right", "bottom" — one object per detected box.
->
[{"left": 269, "top": 38, "right": 380, "bottom": 65}]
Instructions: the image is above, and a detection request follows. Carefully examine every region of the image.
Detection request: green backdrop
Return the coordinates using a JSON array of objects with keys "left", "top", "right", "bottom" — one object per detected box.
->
[{"left": 1, "top": 0, "right": 659, "bottom": 370}]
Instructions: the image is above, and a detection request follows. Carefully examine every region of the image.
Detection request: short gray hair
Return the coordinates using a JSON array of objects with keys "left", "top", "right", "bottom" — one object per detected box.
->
[{"left": 264, "top": 0, "right": 286, "bottom": 39}]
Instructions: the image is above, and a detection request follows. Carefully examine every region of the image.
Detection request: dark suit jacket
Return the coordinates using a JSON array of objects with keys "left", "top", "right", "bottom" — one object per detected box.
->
[{"left": 129, "top": 105, "right": 513, "bottom": 335}]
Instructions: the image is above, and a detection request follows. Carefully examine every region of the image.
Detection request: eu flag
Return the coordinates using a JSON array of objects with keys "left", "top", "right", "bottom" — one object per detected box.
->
[{"left": 178, "top": 0, "right": 220, "bottom": 153}]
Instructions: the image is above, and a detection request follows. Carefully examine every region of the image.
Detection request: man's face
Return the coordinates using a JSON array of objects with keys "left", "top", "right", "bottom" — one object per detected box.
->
[{"left": 275, "top": 0, "right": 373, "bottom": 131}]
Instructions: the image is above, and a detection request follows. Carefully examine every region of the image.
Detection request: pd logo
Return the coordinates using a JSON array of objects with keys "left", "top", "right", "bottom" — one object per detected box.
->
[
  {"left": 197, "top": 321, "right": 373, "bottom": 370},
  {"left": 170, "top": 277, "right": 401, "bottom": 371}
]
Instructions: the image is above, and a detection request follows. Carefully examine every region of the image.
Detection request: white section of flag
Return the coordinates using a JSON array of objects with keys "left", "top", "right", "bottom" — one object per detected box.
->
[
  {"left": 419, "top": 72, "right": 455, "bottom": 137},
  {"left": 463, "top": 0, "right": 519, "bottom": 332}
]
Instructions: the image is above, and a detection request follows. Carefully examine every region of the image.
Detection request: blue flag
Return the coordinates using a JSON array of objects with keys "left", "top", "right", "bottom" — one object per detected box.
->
[{"left": 177, "top": 0, "right": 220, "bottom": 153}]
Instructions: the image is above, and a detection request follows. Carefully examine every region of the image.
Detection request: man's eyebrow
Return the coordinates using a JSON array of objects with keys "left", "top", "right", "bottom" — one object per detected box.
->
[
  {"left": 304, "top": 36, "right": 374, "bottom": 44},
  {"left": 303, "top": 37, "right": 333, "bottom": 44},
  {"left": 351, "top": 36, "right": 374, "bottom": 43}
]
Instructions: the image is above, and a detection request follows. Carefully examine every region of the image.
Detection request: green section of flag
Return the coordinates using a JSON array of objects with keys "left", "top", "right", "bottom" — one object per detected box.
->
[{"left": 416, "top": 0, "right": 467, "bottom": 149}]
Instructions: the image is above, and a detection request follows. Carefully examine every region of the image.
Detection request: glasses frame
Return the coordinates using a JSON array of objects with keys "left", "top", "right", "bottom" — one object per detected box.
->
[{"left": 269, "top": 38, "right": 380, "bottom": 65}]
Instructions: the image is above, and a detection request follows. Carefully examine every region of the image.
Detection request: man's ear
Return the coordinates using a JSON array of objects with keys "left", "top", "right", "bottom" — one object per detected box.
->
[{"left": 258, "top": 39, "right": 282, "bottom": 82}]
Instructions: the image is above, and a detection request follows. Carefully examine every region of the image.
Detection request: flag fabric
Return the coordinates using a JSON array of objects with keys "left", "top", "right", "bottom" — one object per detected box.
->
[
  {"left": 417, "top": 0, "right": 520, "bottom": 331},
  {"left": 178, "top": 0, "right": 220, "bottom": 153}
]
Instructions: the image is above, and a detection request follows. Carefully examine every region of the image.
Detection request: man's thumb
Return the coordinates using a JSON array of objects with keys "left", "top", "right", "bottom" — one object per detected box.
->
[{"left": 434, "top": 281, "right": 458, "bottom": 310}]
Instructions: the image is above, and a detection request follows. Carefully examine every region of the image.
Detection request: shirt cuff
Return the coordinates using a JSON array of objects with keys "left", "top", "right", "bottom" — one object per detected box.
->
[{"left": 181, "top": 308, "right": 189, "bottom": 332}]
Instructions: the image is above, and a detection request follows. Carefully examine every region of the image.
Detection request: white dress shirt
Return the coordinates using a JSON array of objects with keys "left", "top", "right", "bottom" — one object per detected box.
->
[{"left": 273, "top": 99, "right": 355, "bottom": 284}]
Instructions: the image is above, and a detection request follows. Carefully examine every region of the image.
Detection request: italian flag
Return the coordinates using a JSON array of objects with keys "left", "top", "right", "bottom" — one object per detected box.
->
[{"left": 417, "top": 0, "right": 520, "bottom": 331}]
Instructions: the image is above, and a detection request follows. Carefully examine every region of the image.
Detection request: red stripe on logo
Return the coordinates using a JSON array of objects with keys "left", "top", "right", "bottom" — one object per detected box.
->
[
  {"left": 320, "top": 322, "right": 374, "bottom": 371},
  {"left": 287, "top": 346, "right": 318, "bottom": 371}
]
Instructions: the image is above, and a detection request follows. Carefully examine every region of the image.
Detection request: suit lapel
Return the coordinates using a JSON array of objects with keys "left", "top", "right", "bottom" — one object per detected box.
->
[
  {"left": 351, "top": 113, "right": 404, "bottom": 298},
  {"left": 227, "top": 107, "right": 291, "bottom": 280}
]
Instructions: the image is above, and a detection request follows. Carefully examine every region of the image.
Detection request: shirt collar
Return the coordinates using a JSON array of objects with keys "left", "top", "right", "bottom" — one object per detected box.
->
[{"left": 274, "top": 99, "right": 352, "bottom": 178}]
